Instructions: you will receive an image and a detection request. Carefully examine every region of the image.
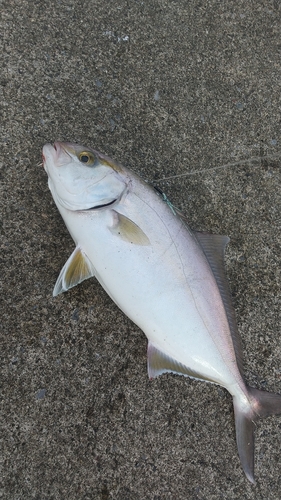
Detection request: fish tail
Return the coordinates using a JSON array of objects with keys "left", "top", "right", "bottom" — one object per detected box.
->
[{"left": 233, "top": 386, "right": 281, "bottom": 484}]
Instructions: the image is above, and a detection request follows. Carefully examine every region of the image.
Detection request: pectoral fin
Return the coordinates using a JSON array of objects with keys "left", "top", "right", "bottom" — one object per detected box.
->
[
  {"left": 110, "top": 211, "right": 150, "bottom": 246},
  {"left": 147, "top": 342, "right": 214, "bottom": 383},
  {"left": 53, "top": 246, "right": 96, "bottom": 296}
]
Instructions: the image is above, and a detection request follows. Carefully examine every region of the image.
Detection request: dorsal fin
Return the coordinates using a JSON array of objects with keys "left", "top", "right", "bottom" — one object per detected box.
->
[
  {"left": 53, "top": 246, "right": 96, "bottom": 296},
  {"left": 193, "top": 231, "right": 244, "bottom": 377},
  {"left": 147, "top": 342, "right": 217, "bottom": 383}
]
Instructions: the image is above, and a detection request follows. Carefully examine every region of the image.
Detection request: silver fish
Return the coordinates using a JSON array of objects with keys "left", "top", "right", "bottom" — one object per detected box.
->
[{"left": 42, "top": 141, "right": 281, "bottom": 483}]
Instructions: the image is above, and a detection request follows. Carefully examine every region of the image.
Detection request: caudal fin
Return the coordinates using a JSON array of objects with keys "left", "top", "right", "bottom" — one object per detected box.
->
[{"left": 233, "top": 386, "right": 281, "bottom": 484}]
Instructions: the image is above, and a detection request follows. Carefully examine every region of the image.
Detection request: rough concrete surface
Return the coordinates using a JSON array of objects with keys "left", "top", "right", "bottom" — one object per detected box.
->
[{"left": 1, "top": 0, "right": 281, "bottom": 498}]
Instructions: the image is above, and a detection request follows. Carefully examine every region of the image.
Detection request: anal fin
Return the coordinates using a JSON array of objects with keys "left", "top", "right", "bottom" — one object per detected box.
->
[
  {"left": 53, "top": 246, "right": 96, "bottom": 296},
  {"left": 147, "top": 342, "right": 214, "bottom": 383}
]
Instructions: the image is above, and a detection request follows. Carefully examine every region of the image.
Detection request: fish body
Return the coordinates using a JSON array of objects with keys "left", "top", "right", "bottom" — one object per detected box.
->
[{"left": 43, "top": 141, "right": 281, "bottom": 483}]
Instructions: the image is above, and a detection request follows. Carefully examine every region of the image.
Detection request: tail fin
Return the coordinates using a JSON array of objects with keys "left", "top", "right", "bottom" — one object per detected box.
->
[{"left": 233, "top": 387, "right": 281, "bottom": 484}]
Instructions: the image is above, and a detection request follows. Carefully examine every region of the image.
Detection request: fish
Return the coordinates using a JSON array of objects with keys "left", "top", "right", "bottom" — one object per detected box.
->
[{"left": 42, "top": 141, "right": 281, "bottom": 484}]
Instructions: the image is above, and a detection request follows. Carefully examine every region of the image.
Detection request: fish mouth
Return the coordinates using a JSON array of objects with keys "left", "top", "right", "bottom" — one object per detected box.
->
[{"left": 42, "top": 142, "right": 66, "bottom": 166}]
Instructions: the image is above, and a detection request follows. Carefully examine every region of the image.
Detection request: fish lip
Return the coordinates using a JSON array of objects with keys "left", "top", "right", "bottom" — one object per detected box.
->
[
  {"left": 44, "top": 142, "right": 72, "bottom": 162},
  {"left": 42, "top": 142, "right": 60, "bottom": 163},
  {"left": 42, "top": 143, "right": 52, "bottom": 171}
]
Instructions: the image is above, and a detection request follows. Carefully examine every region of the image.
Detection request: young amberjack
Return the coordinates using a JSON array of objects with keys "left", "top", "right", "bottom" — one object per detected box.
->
[{"left": 43, "top": 141, "right": 281, "bottom": 483}]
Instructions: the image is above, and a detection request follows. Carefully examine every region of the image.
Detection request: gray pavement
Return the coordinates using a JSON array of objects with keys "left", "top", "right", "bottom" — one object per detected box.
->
[{"left": 1, "top": 1, "right": 281, "bottom": 498}]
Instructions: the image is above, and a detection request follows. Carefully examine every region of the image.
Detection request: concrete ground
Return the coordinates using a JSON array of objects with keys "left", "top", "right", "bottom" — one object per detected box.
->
[{"left": 1, "top": 0, "right": 281, "bottom": 498}]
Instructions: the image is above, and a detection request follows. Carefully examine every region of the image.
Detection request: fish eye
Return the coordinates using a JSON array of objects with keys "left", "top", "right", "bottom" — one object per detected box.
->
[{"left": 78, "top": 151, "right": 95, "bottom": 165}]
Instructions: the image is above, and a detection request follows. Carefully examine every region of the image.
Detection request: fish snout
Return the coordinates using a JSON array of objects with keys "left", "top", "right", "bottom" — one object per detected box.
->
[{"left": 42, "top": 142, "right": 73, "bottom": 169}]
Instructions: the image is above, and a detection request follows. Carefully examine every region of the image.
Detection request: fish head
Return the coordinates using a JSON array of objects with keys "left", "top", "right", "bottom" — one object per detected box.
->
[{"left": 42, "top": 142, "right": 128, "bottom": 211}]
